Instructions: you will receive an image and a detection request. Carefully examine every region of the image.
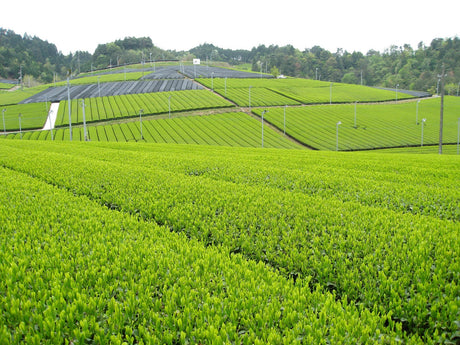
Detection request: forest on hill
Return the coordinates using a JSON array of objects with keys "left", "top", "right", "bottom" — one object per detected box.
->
[{"left": 0, "top": 28, "right": 458, "bottom": 94}]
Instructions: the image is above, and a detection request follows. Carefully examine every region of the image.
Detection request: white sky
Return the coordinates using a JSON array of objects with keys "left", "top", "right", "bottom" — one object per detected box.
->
[{"left": 1, "top": 0, "right": 459, "bottom": 55}]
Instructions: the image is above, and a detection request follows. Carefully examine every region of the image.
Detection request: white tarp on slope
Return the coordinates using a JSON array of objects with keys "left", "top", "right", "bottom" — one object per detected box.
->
[{"left": 42, "top": 102, "right": 59, "bottom": 130}]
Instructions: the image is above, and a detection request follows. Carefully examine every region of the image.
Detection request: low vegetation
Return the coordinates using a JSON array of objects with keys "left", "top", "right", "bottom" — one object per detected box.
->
[{"left": 0, "top": 140, "right": 458, "bottom": 344}]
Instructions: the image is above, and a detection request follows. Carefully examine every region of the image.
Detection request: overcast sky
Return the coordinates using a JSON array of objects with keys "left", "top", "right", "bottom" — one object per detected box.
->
[{"left": 2, "top": 0, "right": 458, "bottom": 55}]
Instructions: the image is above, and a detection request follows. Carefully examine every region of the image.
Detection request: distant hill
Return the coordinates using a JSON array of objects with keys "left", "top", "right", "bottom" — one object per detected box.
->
[
  {"left": 0, "top": 29, "right": 175, "bottom": 83},
  {"left": 189, "top": 39, "right": 460, "bottom": 94},
  {"left": 0, "top": 28, "right": 67, "bottom": 84},
  {"left": 1, "top": 28, "right": 458, "bottom": 93}
]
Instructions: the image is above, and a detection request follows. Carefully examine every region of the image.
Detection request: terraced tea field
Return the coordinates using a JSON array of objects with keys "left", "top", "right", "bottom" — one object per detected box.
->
[
  {"left": 253, "top": 96, "right": 460, "bottom": 150},
  {"left": 7, "top": 112, "right": 299, "bottom": 149},
  {"left": 0, "top": 103, "right": 50, "bottom": 131},
  {"left": 0, "top": 82, "right": 15, "bottom": 90},
  {"left": 1, "top": 63, "right": 459, "bottom": 343},
  {"left": 52, "top": 90, "right": 233, "bottom": 126},
  {"left": 52, "top": 71, "right": 145, "bottom": 86},
  {"left": 0, "top": 140, "right": 458, "bottom": 344},
  {"left": 0, "top": 64, "right": 457, "bottom": 152},
  {"left": 21, "top": 79, "right": 204, "bottom": 104},
  {"left": 0, "top": 84, "right": 49, "bottom": 105},
  {"left": 198, "top": 77, "right": 417, "bottom": 105}
]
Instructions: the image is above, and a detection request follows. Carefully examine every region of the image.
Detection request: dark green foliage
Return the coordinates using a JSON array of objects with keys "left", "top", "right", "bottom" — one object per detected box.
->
[
  {"left": 0, "top": 28, "right": 66, "bottom": 83},
  {"left": 1, "top": 27, "right": 458, "bottom": 94},
  {"left": 190, "top": 38, "right": 460, "bottom": 93}
]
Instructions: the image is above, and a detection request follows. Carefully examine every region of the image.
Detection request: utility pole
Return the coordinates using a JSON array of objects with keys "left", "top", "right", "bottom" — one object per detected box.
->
[
  {"left": 283, "top": 105, "right": 286, "bottom": 135},
  {"left": 139, "top": 109, "right": 144, "bottom": 140},
  {"left": 168, "top": 96, "right": 172, "bottom": 118},
  {"left": 354, "top": 101, "right": 358, "bottom": 128},
  {"left": 18, "top": 114, "right": 22, "bottom": 139},
  {"left": 49, "top": 110, "right": 54, "bottom": 141},
  {"left": 416, "top": 99, "right": 421, "bottom": 125},
  {"left": 457, "top": 117, "right": 460, "bottom": 155},
  {"left": 261, "top": 110, "right": 268, "bottom": 148},
  {"left": 438, "top": 64, "right": 446, "bottom": 154},
  {"left": 2, "top": 108, "right": 6, "bottom": 135},
  {"left": 67, "top": 75, "right": 72, "bottom": 141},
  {"left": 421, "top": 118, "right": 426, "bottom": 147},
  {"left": 19, "top": 65, "right": 23, "bottom": 90},
  {"left": 336, "top": 121, "right": 342, "bottom": 151},
  {"left": 249, "top": 86, "right": 252, "bottom": 110},
  {"left": 330, "top": 83, "right": 333, "bottom": 105},
  {"left": 81, "top": 100, "right": 88, "bottom": 141},
  {"left": 142, "top": 56, "right": 144, "bottom": 77}
]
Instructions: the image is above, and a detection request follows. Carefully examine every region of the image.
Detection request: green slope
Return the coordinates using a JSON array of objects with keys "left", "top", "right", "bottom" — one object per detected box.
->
[
  {"left": 198, "top": 78, "right": 415, "bottom": 105},
  {"left": 5, "top": 112, "right": 300, "bottom": 149},
  {"left": 253, "top": 96, "right": 460, "bottom": 150},
  {"left": 0, "top": 140, "right": 458, "bottom": 343}
]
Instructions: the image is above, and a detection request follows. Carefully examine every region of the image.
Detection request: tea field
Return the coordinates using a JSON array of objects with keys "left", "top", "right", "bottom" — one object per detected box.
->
[
  {"left": 6, "top": 112, "right": 299, "bottom": 149},
  {"left": 0, "top": 85, "right": 49, "bottom": 105},
  {"left": 1, "top": 62, "right": 459, "bottom": 343},
  {"left": 253, "top": 96, "right": 460, "bottom": 150},
  {"left": 53, "top": 90, "right": 232, "bottom": 126},
  {"left": 0, "top": 140, "right": 459, "bottom": 344},
  {"left": 53, "top": 72, "right": 145, "bottom": 86},
  {"left": 198, "top": 77, "right": 416, "bottom": 105},
  {"left": 2, "top": 64, "right": 450, "bottom": 153},
  {"left": 0, "top": 82, "right": 15, "bottom": 90},
  {"left": 5, "top": 96, "right": 460, "bottom": 152},
  {"left": 1, "top": 103, "right": 50, "bottom": 131}
]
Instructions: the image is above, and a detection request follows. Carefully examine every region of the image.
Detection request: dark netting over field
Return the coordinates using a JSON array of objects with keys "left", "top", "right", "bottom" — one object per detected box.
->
[
  {"left": 181, "top": 65, "right": 274, "bottom": 79},
  {"left": 0, "top": 79, "right": 18, "bottom": 84},
  {"left": 373, "top": 87, "right": 431, "bottom": 98},
  {"left": 20, "top": 79, "right": 203, "bottom": 104},
  {"left": 141, "top": 66, "right": 186, "bottom": 79},
  {"left": 77, "top": 65, "right": 273, "bottom": 80},
  {"left": 19, "top": 65, "right": 275, "bottom": 104},
  {"left": 78, "top": 66, "right": 185, "bottom": 80}
]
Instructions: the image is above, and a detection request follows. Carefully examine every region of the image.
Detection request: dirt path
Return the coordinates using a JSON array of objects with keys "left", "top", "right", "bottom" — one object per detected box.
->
[{"left": 7, "top": 85, "right": 20, "bottom": 92}]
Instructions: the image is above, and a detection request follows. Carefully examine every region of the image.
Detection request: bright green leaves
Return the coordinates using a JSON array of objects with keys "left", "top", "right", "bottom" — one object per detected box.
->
[
  {"left": 253, "top": 96, "right": 460, "bottom": 150},
  {"left": 6, "top": 112, "right": 300, "bottom": 149},
  {"left": 0, "top": 162, "right": 408, "bottom": 344},
  {"left": 0, "top": 140, "right": 458, "bottom": 343},
  {"left": 55, "top": 90, "right": 233, "bottom": 126}
]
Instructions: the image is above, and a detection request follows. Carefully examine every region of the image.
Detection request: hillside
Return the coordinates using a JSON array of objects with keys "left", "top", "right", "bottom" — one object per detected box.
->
[
  {"left": 1, "top": 28, "right": 459, "bottom": 93},
  {"left": 0, "top": 39, "right": 459, "bottom": 344},
  {"left": 2, "top": 61, "right": 460, "bottom": 153}
]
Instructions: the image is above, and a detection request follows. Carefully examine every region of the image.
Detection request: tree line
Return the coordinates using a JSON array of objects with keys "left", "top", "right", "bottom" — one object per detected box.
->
[
  {"left": 0, "top": 29, "right": 176, "bottom": 84},
  {"left": 1, "top": 28, "right": 458, "bottom": 94},
  {"left": 190, "top": 39, "right": 460, "bottom": 94}
]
